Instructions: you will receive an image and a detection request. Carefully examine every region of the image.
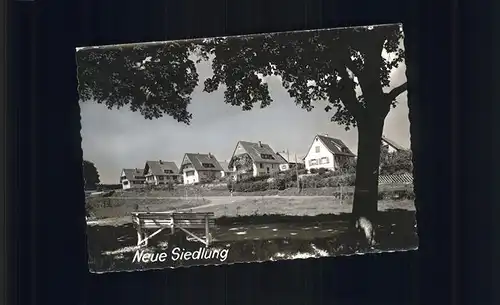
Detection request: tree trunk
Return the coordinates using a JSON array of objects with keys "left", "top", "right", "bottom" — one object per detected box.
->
[{"left": 351, "top": 117, "right": 385, "bottom": 243}]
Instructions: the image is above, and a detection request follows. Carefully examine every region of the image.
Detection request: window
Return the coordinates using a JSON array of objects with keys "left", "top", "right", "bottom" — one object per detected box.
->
[
  {"left": 163, "top": 169, "right": 173, "bottom": 174},
  {"left": 315, "top": 146, "right": 320, "bottom": 153},
  {"left": 260, "top": 154, "right": 275, "bottom": 160},
  {"left": 133, "top": 175, "right": 144, "bottom": 179},
  {"left": 320, "top": 157, "right": 329, "bottom": 164},
  {"left": 309, "top": 159, "right": 318, "bottom": 166},
  {"left": 271, "top": 164, "right": 274, "bottom": 169},
  {"left": 259, "top": 163, "right": 263, "bottom": 169},
  {"left": 202, "top": 163, "right": 215, "bottom": 168},
  {"left": 266, "top": 167, "right": 270, "bottom": 174},
  {"left": 123, "top": 181, "right": 129, "bottom": 186},
  {"left": 186, "top": 171, "right": 195, "bottom": 177},
  {"left": 158, "top": 176, "right": 164, "bottom": 180}
]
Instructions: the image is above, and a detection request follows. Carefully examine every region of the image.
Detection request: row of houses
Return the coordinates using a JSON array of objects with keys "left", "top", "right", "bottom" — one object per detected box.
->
[{"left": 120, "top": 134, "right": 405, "bottom": 189}]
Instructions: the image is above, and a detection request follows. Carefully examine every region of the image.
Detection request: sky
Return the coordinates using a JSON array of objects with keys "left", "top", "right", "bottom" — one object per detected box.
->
[{"left": 80, "top": 39, "right": 410, "bottom": 184}]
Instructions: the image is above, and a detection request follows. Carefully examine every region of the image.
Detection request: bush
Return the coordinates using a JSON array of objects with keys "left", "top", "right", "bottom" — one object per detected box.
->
[
  {"left": 228, "top": 171, "right": 358, "bottom": 192},
  {"left": 273, "top": 177, "right": 287, "bottom": 190},
  {"left": 240, "top": 174, "right": 270, "bottom": 183},
  {"left": 317, "top": 167, "right": 328, "bottom": 175},
  {"left": 378, "top": 188, "right": 415, "bottom": 200},
  {"left": 281, "top": 170, "right": 297, "bottom": 181},
  {"left": 297, "top": 168, "right": 308, "bottom": 175},
  {"left": 96, "top": 184, "right": 122, "bottom": 191},
  {"left": 337, "top": 158, "right": 357, "bottom": 174},
  {"left": 300, "top": 173, "right": 356, "bottom": 188},
  {"left": 380, "top": 150, "right": 413, "bottom": 175}
]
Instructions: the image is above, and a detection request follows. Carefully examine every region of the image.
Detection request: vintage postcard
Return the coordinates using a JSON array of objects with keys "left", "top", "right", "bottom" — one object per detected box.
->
[{"left": 76, "top": 23, "right": 418, "bottom": 273}]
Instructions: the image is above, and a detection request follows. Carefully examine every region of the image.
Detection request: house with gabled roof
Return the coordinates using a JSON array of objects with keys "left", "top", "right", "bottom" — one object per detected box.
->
[
  {"left": 381, "top": 135, "right": 407, "bottom": 153},
  {"left": 276, "top": 150, "right": 306, "bottom": 171},
  {"left": 228, "top": 141, "right": 287, "bottom": 181},
  {"left": 120, "top": 168, "right": 146, "bottom": 189},
  {"left": 179, "top": 153, "right": 224, "bottom": 185},
  {"left": 143, "top": 160, "right": 181, "bottom": 185},
  {"left": 303, "top": 134, "right": 356, "bottom": 173}
]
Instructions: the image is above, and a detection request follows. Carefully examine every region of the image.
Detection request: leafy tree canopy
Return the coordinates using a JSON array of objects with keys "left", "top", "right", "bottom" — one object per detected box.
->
[
  {"left": 76, "top": 24, "right": 407, "bottom": 130},
  {"left": 380, "top": 149, "right": 413, "bottom": 175},
  {"left": 83, "top": 160, "right": 100, "bottom": 190}
]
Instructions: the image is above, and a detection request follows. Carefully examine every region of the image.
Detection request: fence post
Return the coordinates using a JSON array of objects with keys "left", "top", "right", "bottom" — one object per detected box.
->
[{"left": 340, "top": 185, "right": 343, "bottom": 204}]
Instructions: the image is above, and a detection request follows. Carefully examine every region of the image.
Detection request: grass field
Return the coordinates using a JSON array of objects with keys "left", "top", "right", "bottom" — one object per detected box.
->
[
  {"left": 87, "top": 194, "right": 415, "bottom": 222},
  {"left": 106, "top": 184, "right": 413, "bottom": 198},
  {"left": 193, "top": 198, "right": 415, "bottom": 218},
  {"left": 87, "top": 209, "right": 418, "bottom": 273},
  {"left": 86, "top": 197, "right": 211, "bottom": 219}
]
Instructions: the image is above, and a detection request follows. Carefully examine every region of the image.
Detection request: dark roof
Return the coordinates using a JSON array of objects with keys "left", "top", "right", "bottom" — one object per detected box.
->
[
  {"left": 218, "top": 161, "right": 233, "bottom": 172},
  {"left": 314, "top": 135, "right": 356, "bottom": 157},
  {"left": 232, "top": 141, "right": 285, "bottom": 164},
  {"left": 181, "top": 153, "right": 224, "bottom": 172},
  {"left": 144, "top": 160, "right": 180, "bottom": 176},
  {"left": 276, "top": 152, "right": 305, "bottom": 164},
  {"left": 121, "top": 168, "right": 145, "bottom": 181},
  {"left": 381, "top": 136, "right": 406, "bottom": 151}
]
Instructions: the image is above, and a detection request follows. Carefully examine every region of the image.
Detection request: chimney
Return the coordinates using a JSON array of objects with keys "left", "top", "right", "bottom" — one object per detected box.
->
[
  {"left": 323, "top": 133, "right": 328, "bottom": 137},
  {"left": 159, "top": 160, "right": 163, "bottom": 164},
  {"left": 208, "top": 152, "right": 212, "bottom": 158},
  {"left": 258, "top": 141, "right": 262, "bottom": 147}
]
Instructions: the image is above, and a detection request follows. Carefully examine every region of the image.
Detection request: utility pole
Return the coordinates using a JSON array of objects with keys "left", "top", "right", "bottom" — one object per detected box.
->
[{"left": 295, "top": 153, "right": 300, "bottom": 192}]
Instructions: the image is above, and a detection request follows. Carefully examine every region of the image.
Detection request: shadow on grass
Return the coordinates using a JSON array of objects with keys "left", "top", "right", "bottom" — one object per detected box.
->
[
  {"left": 215, "top": 208, "right": 415, "bottom": 225},
  {"left": 86, "top": 209, "right": 418, "bottom": 273}
]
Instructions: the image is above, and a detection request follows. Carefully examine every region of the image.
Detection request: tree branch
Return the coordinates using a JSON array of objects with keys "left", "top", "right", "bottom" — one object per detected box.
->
[
  {"left": 385, "top": 82, "right": 408, "bottom": 101},
  {"left": 332, "top": 67, "right": 362, "bottom": 118}
]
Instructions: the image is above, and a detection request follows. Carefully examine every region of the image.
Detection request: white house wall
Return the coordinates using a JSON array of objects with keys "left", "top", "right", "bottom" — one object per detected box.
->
[
  {"left": 305, "top": 137, "right": 336, "bottom": 172},
  {"left": 122, "top": 179, "right": 145, "bottom": 189},
  {"left": 252, "top": 162, "right": 281, "bottom": 176},
  {"left": 120, "top": 170, "right": 128, "bottom": 189},
  {"left": 386, "top": 145, "right": 398, "bottom": 154},
  {"left": 183, "top": 169, "right": 199, "bottom": 185},
  {"left": 122, "top": 180, "right": 131, "bottom": 190}
]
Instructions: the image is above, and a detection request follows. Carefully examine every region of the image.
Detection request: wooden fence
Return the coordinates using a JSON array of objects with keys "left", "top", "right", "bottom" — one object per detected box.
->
[{"left": 378, "top": 173, "right": 414, "bottom": 185}]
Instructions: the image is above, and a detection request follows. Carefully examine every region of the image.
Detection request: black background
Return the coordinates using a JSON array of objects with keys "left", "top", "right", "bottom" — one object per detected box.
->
[{"left": 7, "top": 0, "right": 497, "bottom": 304}]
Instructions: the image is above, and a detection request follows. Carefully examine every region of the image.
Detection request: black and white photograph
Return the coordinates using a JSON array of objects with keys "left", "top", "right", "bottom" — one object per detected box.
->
[{"left": 77, "top": 23, "right": 418, "bottom": 273}]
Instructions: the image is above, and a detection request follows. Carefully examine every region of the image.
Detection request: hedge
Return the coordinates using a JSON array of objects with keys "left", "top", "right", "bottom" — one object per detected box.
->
[
  {"left": 96, "top": 184, "right": 122, "bottom": 191},
  {"left": 227, "top": 170, "right": 414, "bottom": 200},
  {"left": 228, "top": 171, "right": 356, "bottom": 192}
]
